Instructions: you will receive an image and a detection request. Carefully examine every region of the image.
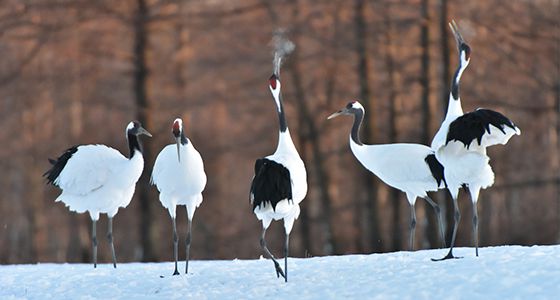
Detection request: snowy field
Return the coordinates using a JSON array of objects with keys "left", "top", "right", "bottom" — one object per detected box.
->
[{"left": 1, "top": 245, "right": 559, "bottom": 299}]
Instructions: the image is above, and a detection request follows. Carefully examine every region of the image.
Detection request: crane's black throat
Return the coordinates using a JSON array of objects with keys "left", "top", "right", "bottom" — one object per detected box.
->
[
  {"left": 351, "top": 109, "right": 364, "bottom": 145},
  {"left": 277, "top": 95, "right": 288, "bottom": 133},
  {"left": 451, "top": 67, "right": 461, "bottom": 100},
  {"left": 127, "top": 133, "right": 144, "bottom": 158}
]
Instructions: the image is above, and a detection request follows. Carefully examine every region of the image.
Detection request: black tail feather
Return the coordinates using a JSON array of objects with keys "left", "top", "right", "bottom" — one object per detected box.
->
[
  {"left": 43, "top": 146, "right": 79, "bottom": 185},
  {"left": 250, "top": 158, "right": 292, "bottom": 211},
  {"left": 425, "top": 154, "right": 447, "bottom": 188}
]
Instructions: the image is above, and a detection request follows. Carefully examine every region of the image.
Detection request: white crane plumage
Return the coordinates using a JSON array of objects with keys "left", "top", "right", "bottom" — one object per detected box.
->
[
  {"left": 151, "top": 118, "right": 207, "bottom": 276},
  {"left": 44, "top": 121, "right": 152, "bottom": 268},
  {"left": 431, "top": 21, "right": 520, "bottom": 260},
  {"left": 328, "top": 101, "right": 447, "bottom": 250},
  {"left": 249, "top": 73, "right": 307, "bottom": 282}
]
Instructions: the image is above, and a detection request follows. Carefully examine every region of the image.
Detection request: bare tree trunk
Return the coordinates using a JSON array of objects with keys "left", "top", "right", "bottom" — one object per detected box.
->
[
  {"left": 419, "top": 0, "right": 439, "bottom": 248},
  {"left": 133, "top": 0, "right": 155, "bottom": 261},
  {"left": 323, "top": 2, "right": 350, "bottom": 253},
  {"left": 324, "top": 1, "right": 343, "bottom": 109},
  {"left": 289, "top": 0, "right": 337, "bottom": 254},
  {"left": 556, "top": 84, "right": 560, "bottom": 243},
  {"left": 382, "top": 4, "right": 402, "bottom": 252},
  {"left": 557, "top": 79, "right": 560, "bottom": 243},
  {"left": 66, "top": 23, "right": 84, "bottom": 263},
  {"left": 290, "top": 69, "right": 337, "bottom": 254},
  {"left": 439, "top": 0, "right": 450, "bottom": 115},
  {"left": 173, "top": 1, "right": 189, "bottom": 95},
  {"left": 438, "top": 0, "right": 453, "bottom": 248},
  {"left": 295, "top": 131, "right": 313, "bottom": 256},
  {"left": 354, "top": 0, "right": 381, "bottom": 252},
  {"left": 420, "top": 0, "right": 432, "bottom": 145}
]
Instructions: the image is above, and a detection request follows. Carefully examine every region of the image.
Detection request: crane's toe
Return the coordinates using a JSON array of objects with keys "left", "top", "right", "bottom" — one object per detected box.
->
[{"left": 273, "top": 260, "right": 286, "bottom": 279}]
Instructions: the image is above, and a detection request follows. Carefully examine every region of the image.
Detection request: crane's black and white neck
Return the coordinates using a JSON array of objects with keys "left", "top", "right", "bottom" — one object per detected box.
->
[
  {"left": 127, "top": 120, "right": 152, "bottom": 158},
  {"left": 269, "top": 74, "right": 288, "bottom": 133},
  {"left": 328, "top": 101, "right": 364, "bottom": 146},
  {"left": 431, "top": 21, "right": 471, "bottom": 151},
  {"left": 269, "top": 74, "right": 300, "bottom": 156},
  {"left": 449, "top": 20, "right": 471, "bottom": 104},
  {"left": 172, "top": 118, "right": 189, "bottom": 162}
]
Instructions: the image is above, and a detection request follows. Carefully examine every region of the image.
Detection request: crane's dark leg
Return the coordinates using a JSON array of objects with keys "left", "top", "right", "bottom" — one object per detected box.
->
[
  {"left": 172, "top": 217, "right": 179, "bottom": 275},
  {"left": 473, "top": 202, "right": 479, "bottom": 257},
  {"left": 432, "top": 195, "right": 461, "bottom": 261},
  {"left": 92, "top": 219, "right": 97, "bottom": 268},
  {"left": 185, "top": 219, "right": 192, "bottom": 274},
  {"left": 409, "top": 204, "right": 417, "bottom": 251},
  {"left": 260, "top": 227, "right": 285, "bottom": 280},
  {"left": 424, "top": 196, "right": 446, "bottom": 248},
  {"left": 107, "top": 217, "right": 117, "bottom": 268},
  {"left": 284, "top": 232, "right": 289, "bottom": 283},
  {"left": 468, "top": 186, "right": 481, "bottom": 257}
]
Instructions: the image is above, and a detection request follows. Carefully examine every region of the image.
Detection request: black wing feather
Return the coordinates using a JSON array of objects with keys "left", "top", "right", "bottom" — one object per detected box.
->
[
  {"left": 425, "top": 154, "right": 446, "bottom": 188},
  {"left": 43, "top": 146, "right": 79, "bottom": 185},
  {"left": 446, "top": 109, "right": 517, "bottom": 148},
  {"left": 250, "top": 158, "right": 292, "bottom": 211}
]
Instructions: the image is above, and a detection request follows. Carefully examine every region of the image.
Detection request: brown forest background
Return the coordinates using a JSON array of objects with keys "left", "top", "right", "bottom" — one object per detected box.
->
[{"left": 0, "top": 0, "right": 558, "bottom": 264}]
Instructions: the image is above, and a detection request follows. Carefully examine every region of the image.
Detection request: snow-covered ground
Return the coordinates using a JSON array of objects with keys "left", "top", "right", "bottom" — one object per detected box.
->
[{"left": 1, "top": 245, "right": 559, "bottom": 299}]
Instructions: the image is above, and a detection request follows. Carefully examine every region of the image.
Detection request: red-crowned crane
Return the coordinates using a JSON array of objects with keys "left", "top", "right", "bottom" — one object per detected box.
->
[
  {"left": 151, "top": 118, "right": 207, "bottom": 276},
  {"left": 328, "top": 101, "right": 447, "bottom": 251},
  {"left": 250, "top": 73, "right": 307, "bottom": 282},
  {"left": 431, "top": 21, "right": 520, "bottom": 261},
  {"left": 44, "top": 121, "right": 152, "bottom": 268}
]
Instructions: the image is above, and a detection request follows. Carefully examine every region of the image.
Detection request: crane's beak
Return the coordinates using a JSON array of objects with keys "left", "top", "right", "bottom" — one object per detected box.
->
[
  {"left": 175, "top": 137, "right": 181, "bottom": 163},
  {"left": 449, "top": 20, "right": 465, "bottom": 49},
  {"left": 138, "top": 127, "right": 152, "bottom": 137},
  {"left": 327, "top": 110, "right": 344, "bottom": 120}
]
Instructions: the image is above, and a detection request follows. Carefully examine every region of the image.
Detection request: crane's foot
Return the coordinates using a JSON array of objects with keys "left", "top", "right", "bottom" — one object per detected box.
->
[
  {"left": 173, "top": 269, "right": 180, "bottom": 276},
  {"left": 431, "top": 251, "right": 462, "bottom": 261},
  {"left": 273, "top": 260, "right": 286, "bottom": 280}
]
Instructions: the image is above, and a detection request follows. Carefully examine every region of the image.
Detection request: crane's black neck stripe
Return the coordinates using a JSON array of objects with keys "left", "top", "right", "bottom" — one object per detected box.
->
[
  {"left": 180, "top": 132, "right": 188, "bottom": 145},
  {"left": 451, "top": 67, "right": 461, "bottom": 100},
  {"left": 128, "top": 133, "right": 143, "bottom": 158},
  {"left": 250, "top": 158, "right": 293, "bottom": 211},
  {"left": 425, "top": 153, "right": 446, "bottom": 188},
  {"left": 351, "top": 109, "right": 364, "bottom": 145},
  {"left": 278, "top": 94, "right": 288, "bottom": 133},
  {"left": 446, "top": 109, "right": 517, "bottom": 148},
  {"left": 43, "top": 146, "right": 79, "bottom": 185}
]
